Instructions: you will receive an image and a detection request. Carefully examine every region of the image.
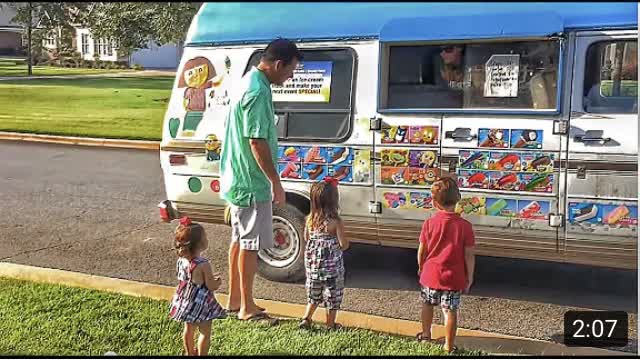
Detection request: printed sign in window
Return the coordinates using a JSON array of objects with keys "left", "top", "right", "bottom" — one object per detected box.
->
[
  {"left": 272, "top": 61, "right": 333, "bottom": 103},
  {"left": 484, "top": 54, "right": 520, "bottom": 98}
]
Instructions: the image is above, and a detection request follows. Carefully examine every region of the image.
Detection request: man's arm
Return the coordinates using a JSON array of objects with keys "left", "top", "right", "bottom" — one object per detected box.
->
[{"left": 249, "top": 138, "right": 285, "bottom": 206}]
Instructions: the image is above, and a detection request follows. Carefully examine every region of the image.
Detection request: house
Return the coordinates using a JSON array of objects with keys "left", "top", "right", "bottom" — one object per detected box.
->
[
  {"left": 0, "top": 6, "right": 180, "bottom": 69},
  {"left": 74, "top": 27, "right": 181, "bottom": 69},
  {"left": 0, "top": 7, "right": 23, "bottom": 56}
]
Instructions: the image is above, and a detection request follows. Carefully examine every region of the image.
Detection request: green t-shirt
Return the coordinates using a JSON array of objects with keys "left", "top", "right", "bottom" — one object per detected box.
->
[{"left": 220, "top": 67, "right": 278, "bottom": 207}]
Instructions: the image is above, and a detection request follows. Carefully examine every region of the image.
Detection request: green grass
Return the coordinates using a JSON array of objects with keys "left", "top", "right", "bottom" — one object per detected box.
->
[
  {"left": 0, "top": 60, "right": 133, "bottom": 77},
  {"left": 0, "top": 278, "right": 479, "bottom": 356},
  {"left": 0, "top": 77, "right": 174, "bottom": 140}
]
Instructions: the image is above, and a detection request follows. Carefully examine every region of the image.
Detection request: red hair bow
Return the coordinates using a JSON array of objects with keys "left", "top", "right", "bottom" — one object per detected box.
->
[
  {"left": 179, "top": 216, "right": 192, "bottom": 227},
  {"left": 323, "top": 176, "right": 338, "bottom": 187}
]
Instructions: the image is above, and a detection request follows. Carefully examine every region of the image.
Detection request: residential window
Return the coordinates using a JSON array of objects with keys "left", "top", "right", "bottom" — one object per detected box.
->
[
  {"left": 44, "top": 36, "right": 55, "bottom": 46},
  {"left": 106, "top": 40, "right": 113, "bottom": 56},
  {"left": 583, "top": 40, "right": 637, "bottom": 114},
  {"left": 81, "top": 34, "right": 89, "bottom": 55},
  {"left": 244, "top": 48, "right": 355, "bottom": 142},
  {"left": 381, "top": 40, "right": 560, "bottom": 111},
  {"left": 94, "top": 38, "right": 102, "bottom": 56}
]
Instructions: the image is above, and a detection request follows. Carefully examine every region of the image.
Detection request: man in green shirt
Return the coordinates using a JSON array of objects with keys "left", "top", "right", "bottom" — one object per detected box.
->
[{"left": 220, "top": 38, "right": 301, "bottom": 321}]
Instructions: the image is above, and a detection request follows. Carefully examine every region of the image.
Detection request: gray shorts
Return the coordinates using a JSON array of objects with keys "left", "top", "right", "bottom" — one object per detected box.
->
[{"left": 230, "top": 200, "right": 273, "bottom": 251}]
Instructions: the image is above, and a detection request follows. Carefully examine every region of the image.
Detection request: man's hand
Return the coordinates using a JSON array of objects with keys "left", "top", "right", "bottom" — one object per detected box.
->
[{"left": 272, "top": 181, "right": 286, "bottom": 207}]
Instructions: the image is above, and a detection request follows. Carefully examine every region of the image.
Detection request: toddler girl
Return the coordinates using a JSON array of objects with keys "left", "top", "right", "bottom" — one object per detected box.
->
[
  {"left": 169, "top": 217, "right": 226, "bottom": 356},
  {"left": 299, "top": 177, "right": 349, "bottom": 330}
]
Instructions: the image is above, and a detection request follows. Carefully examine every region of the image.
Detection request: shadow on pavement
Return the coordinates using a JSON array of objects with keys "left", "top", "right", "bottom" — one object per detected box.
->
[{"left": 343, "top": 243, "right": 638, "bottom": 312}]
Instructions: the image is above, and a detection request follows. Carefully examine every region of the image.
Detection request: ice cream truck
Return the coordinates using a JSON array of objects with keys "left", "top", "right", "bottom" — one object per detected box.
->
[{"left": 159, "top": 3, "right": 638, "bottom": 281}]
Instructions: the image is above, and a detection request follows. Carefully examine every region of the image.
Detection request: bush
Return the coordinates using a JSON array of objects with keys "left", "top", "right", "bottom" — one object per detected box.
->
[
  {"left": 83, "top": 60, "right": 94, "bottom": 68},
  {"left": 119, "top": 64, "right": 128, "bottom": 70},
  {"left": 132, "top": 64, "right": 144, "bottom": 71}
]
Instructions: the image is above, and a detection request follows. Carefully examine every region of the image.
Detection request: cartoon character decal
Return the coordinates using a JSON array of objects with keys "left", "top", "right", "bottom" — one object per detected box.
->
[
  {"left": 177, "top": 56, "right": 224, "bottom": 136},
  {"left": 205, "top": 134, "right": 221, "bottom": 161}
]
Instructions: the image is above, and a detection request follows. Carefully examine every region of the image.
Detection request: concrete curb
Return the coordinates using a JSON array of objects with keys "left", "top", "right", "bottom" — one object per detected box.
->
[
  {"left": 0, "top": 132, "right": 158, "bottom": 150},
  {"left": 0, "top": 262, "right": 630, "bottom": 356}
]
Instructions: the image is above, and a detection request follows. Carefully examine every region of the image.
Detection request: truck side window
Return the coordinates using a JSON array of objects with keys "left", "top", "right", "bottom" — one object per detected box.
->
[
  {"left": 382, "top": 40, "right": 560, "bottom": 111},
  {"left": 244, "top": 48, "right": 355, "bottom": 142},
  {"left": 583, "top": 40, "right": 637, "bottom": 114}
]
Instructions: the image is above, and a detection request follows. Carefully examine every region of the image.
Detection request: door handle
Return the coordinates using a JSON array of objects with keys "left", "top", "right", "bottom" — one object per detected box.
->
[
  {"left": 445, "top": 128, "right": 477, "bottom": 142},
  {"left": 573, "top": 130, "right": 612, "bottom": 145}
]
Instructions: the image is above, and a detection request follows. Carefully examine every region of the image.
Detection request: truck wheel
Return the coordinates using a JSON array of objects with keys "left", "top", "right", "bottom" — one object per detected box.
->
[{"left": 257, "top": 203, "right": 306, "bottom": 283}]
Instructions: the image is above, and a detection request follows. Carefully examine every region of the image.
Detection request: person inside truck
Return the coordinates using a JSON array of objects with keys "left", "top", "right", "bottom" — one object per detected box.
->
[{"left": 430, "top": 45, "right": 465, "bottom": 108}]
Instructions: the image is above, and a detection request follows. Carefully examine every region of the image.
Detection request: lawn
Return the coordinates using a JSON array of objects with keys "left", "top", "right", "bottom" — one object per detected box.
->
[
  {"left": 0, "top": 77, "right": 174, "bottom": 140},
  {"left": 0, "top": 278, "right": 479, "bottom": 356},
  {"left": 0, "top": 59, "right": 133, "bottom": 77}
]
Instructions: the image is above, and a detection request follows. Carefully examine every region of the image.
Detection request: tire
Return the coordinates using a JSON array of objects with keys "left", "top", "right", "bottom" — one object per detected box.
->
[{"left": 257, "top": 203, "right": 306, "bottom": 283}]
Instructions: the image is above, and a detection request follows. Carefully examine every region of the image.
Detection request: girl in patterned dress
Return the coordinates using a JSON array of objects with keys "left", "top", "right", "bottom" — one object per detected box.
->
[
  {"left": 169, "top": 217, "right": 226, "bottom": 356},
  {"left": 299, "top": 177, "right": 350, "bottom": 330}
]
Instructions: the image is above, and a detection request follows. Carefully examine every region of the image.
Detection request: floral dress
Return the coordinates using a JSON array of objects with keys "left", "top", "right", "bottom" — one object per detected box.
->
[
  {"left": 304, "top": 220, "right": 345, "bottom": 310},
  {"left": 169, "top": 256, "right": 226, "bottom": 322}
]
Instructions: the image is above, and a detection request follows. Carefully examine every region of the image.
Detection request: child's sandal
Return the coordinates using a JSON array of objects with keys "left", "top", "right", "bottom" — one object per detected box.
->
[
  {"left": 445, "top": 345, "right": 459, "bottom": 354},
  {"left": 416, "top": 332, "right": 437, "bottom": 344},
  {"left": 298, "top": 317, "right": 312, "bottom": 329}
]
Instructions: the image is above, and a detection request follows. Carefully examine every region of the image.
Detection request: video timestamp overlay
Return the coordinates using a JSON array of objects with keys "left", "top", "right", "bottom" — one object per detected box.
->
[{"left": 564, "top": 311, "right": 629, "bottom": 348}]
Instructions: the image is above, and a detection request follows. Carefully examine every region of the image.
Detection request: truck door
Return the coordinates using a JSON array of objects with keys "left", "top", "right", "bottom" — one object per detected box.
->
[
  {"left": 564, "top": 30, "right": 638, "bottom": 269},
  {"left": 437, "top": 39, "right": 565, "bottom": 263}
]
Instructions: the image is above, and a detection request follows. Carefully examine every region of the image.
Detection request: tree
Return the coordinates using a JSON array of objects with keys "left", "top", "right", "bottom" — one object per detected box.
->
[
  {"left": 0, "top": 2, "right": 92, "bottom": 74},
  {"left": 80, "top": 2, "right": 200, "bottom": 61}
]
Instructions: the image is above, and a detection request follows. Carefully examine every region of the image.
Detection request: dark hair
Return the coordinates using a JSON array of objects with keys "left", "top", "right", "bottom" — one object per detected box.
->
[
  {"left": 431, "top": 177, "right": 461, "bottom": 207},
  {"left": 261, "top": 38, "right": 303, "bottom": 66},
  {"left": 307, "top": 180, "right": 339, "bottom": 231},
  {"left": 174, "top": 222, "right": 205, "bottom": 257}
]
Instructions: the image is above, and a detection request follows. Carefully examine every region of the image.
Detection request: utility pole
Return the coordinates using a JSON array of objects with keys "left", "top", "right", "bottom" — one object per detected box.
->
[{"left": 27, "top": 2, "right": 33, "bottom": 76}]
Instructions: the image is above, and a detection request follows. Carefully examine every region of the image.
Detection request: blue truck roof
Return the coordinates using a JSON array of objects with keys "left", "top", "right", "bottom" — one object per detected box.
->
[{"left": 186, "top": 2, "right": 637, "bottom": 46}]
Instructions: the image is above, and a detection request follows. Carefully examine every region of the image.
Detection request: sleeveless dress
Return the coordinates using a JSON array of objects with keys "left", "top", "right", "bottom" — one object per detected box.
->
[
  {"left": 169, "top": 256, "right": 226, "bottom": 322},
  {"left": 304, "top": 220, "right": 345, "bottom": 309}
]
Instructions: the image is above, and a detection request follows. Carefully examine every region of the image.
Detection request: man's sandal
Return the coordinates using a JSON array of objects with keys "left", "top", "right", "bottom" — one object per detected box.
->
[
  {"left": 326, "top": 323, "right": 344, "bottom": 331},
  {"left": 241, "top": 312, "right": 279, "bottom": 326}
]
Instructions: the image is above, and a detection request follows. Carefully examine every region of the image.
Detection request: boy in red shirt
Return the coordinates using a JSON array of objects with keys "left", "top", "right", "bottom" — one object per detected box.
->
[{"left": 417, "top": 177, "right": 475, "bottom": 353}]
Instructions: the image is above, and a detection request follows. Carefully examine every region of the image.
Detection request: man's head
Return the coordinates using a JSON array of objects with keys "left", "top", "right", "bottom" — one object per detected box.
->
[{"left": 258, "top": 38, "right": 303, "bottom": 85}]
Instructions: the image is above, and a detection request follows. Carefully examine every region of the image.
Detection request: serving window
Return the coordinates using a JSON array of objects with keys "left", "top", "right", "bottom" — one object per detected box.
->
[{"left": 380, "top": 40, "right": 561, "bottom": 112}]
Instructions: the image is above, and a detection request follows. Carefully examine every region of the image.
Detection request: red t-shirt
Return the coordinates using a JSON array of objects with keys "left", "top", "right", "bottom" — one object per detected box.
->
[{"left": 419, "top": 211, "right": 475, "bottom": 291}]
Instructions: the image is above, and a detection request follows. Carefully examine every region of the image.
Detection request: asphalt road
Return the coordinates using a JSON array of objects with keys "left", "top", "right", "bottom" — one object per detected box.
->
[{"left": 1, "top": 140, "right": 637, "bottom": 352}]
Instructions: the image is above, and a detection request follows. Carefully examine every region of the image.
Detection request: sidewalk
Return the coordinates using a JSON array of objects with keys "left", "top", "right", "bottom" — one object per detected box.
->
[
  {"left": 0, "top": 262, "right": 631, "bottom": 357},
  {"left": 0, "top": 70, "right": 175, "bottom": 81},
  {"left": 0, "top": 131, "right": 158, "bottom": 150}
]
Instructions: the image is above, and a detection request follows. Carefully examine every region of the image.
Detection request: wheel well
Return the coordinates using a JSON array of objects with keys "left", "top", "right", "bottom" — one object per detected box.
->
[{"left": 286, "top": 192, "right": 310, "bottom": 215}]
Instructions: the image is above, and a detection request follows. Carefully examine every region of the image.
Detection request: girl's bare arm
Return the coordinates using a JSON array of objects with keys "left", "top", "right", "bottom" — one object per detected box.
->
[
  {"left": 200, "top": 262, "right": 222, "bottom": 291},
  {"left": 336, "top": 218, "right": 349, "bottom": 251}
]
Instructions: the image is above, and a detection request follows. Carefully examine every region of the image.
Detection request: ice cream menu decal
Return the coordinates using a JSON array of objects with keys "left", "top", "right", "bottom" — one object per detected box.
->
[{"left": 272, "top": 61, "right": 333, "bottom": 103}]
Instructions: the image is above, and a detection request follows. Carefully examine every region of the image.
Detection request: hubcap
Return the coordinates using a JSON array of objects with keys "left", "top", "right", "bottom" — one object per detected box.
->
[{"left": 258, "top": 215, "right": 300, "bottom": 268}]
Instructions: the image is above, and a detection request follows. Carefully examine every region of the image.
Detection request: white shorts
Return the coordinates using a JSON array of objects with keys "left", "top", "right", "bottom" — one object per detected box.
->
[{"left": 230, "top": 201, "right": 273, "bottom": 251}]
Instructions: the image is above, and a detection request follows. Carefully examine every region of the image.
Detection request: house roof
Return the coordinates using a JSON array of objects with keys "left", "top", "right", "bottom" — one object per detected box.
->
[{"left": 185, "top": 2, "right": 637, "bottom": 46}]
